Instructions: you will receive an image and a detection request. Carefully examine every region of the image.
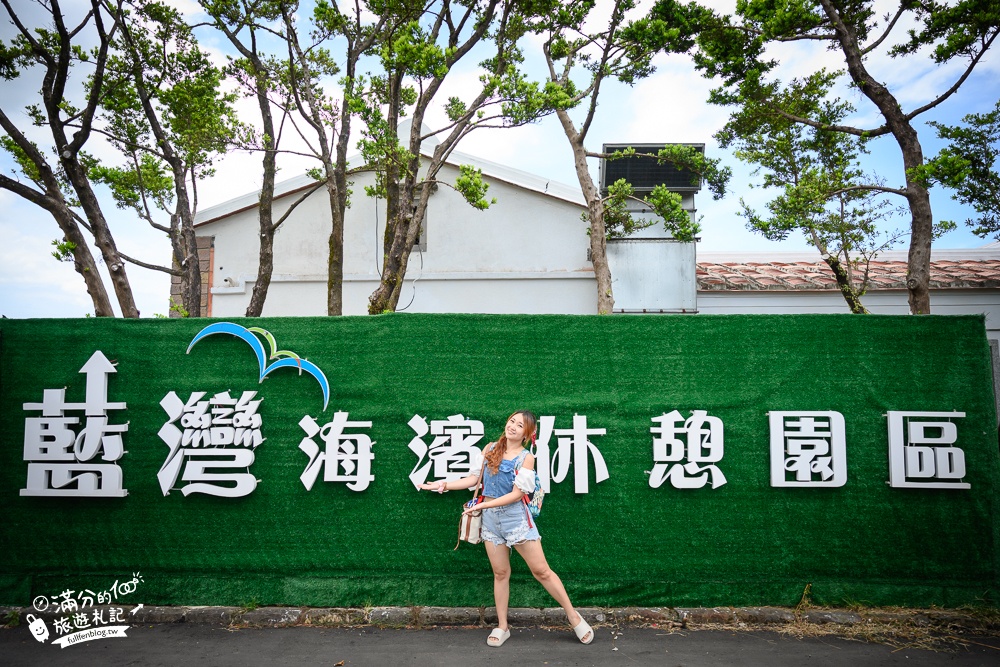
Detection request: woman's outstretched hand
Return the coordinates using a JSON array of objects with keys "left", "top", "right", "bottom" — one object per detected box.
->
[{"left": 418, "top": 481, "right": 447, "bottom": 493}]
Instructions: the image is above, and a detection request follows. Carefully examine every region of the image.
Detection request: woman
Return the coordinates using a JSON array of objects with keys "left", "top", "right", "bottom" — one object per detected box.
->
[{"left": 420, "top": 410, "right": 594, "bottom": 647}]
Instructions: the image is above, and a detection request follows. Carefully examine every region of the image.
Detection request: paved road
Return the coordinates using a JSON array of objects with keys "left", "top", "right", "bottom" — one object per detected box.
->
[{"left": 3, "top": 624, "right": 1000, "bottom": 666}]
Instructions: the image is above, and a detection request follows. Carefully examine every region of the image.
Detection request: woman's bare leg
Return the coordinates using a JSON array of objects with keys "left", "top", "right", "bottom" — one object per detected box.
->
[
  {"left": 485, "top": 541, "right": 512, "bottom": 632},
  {"left": 514, "top": 540, "right": 592, "bottom": 642}
]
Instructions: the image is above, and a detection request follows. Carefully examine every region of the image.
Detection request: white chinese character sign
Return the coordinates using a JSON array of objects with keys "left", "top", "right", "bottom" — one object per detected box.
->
[
  {"left": 887, "top": 411, "right": 969, "bottom": 489},
  {"left": 407, "top": 414, "right": 484, "bottom": 488},
  {"left": 769, "top": 411, "right": 847, "bottom": 487},
  {"left": 537, "top": 414, "right": 609, "bottom": 494},
  {"left": 21, "top": 351, "right": 128, "bottom": 497},
  {"left": 156, "top": 390, "right": 264, "bottom": 497},
  {"left": 299, "top": 412, "right": 375, "bottom": 491},
  {"left": 650, "top": 410, "right": 727, "bottom": 489}
]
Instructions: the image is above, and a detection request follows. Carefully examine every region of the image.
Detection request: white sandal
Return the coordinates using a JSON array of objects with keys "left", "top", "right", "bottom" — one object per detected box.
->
[
  {"left": 572, "top": 618, "right": 594, "bottom": 644},
  {"left": 487, "top": 627, "right": 510, "bottom": 647}
]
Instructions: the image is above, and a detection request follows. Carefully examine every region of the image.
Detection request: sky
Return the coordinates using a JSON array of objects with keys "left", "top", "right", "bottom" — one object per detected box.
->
[{"left": 1, "top": 0, "right": 998, "bottom": 318}]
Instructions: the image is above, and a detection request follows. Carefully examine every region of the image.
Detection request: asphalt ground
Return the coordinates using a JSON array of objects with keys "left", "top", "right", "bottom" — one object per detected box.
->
[{"left": 3, "top": 623, "right": 1000, "bottom": 667}]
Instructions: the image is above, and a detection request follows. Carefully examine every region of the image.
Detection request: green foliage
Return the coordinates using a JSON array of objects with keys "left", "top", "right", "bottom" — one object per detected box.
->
[
  {"left": 654, "top": 0, "right": 998, "bottom": 312},
  {"left": 493, "top": 71, "right": 578, "bottom": 126},
  {"left": 0, "top": 136, "right": 42, "bottom": 184},
  {"left": 647, "top": 184, "right": 698, "bottom": 238},
  {"left": 90, "top": 153, "right": 174, "bottom": 213},
  {"left": 445, "top": 96, "right": 467, "bottom": 122},
  {"left": 102, "top": 0, "right": 243, "bottom": 173},
  {"left": 891, "top": 0, "right": 1000, "bottom": 63},
  {"left": 536, "top": 0, "right": 660, "bottom": 102},
  {"left": 602, "top": 178, "right": 700, "bottom": 241},
  {"left": 453, "top": 164, "right": 496, "bottom": 210},
  {"left": 169, "top": 297, "right": 189, "bottom": 318},
  {"left": 51, "top": 238, "right": 77, "bottom": 263},
  {"left": 380, "top": 21, "right": 452, "bottom": 79},
  {"left": 713, "top": 70, "right": 912, "bottom": 306},
  {"left": 915, "top": 100, "right": 1000, "bottom": 238},
  {"left": 603, "top": 178, "right": 640, "bottom": 238},
  {"left": 0, "top": 38, "right": 31, "bottom": 80},
  {"left": 601, "top": 143, "right": 728, "bottom": 240},
  {"left": 524, "top": 0, "right": 721, "bottom": 292},
  {"left": 604, "top": 144, "right": 731, "bottom": 201},
  {"left": 239, "top": 597, "right": 260, "bottom": 612},
  {"left": 313, "top": 0, "right": 350, "bottom": 34}
]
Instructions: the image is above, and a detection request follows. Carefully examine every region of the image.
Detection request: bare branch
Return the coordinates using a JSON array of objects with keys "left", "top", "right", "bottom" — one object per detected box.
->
[
  {"left": 905, "top": 30, "right": 999, "bottom": 120},
  {"left": 861, "top": 3, "right": 907, "bottom": 55},
  {"left": 827, "top": 183, "right": 908, "bottom": 198},
  {"left": 0, "top": 173, "right": 52, "bottom": 209},
  {"left": 69, "top": 209, "right": 94, "bottom": 235},
  {"left": 117, "top": 250, "right": 180, "bottom": 275},
  {"left": 0, "top": 0, "right": 50, "bottom": 64},
  {"left": 772, "top": 106, "right": 889, "bottom": 138},
  {"left": 271, "top": 181, "right": 324, "bottom": 232}
]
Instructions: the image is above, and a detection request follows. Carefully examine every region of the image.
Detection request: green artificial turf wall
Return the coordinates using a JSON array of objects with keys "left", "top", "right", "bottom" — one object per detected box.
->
[{"left": 1, "top": 314, "right": 997, "bottom": 609}]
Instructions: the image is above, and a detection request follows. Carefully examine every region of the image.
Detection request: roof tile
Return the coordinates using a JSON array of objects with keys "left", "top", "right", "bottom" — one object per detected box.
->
[{"left": 696, "top": 259, "right": 1000, "bottom": 291}]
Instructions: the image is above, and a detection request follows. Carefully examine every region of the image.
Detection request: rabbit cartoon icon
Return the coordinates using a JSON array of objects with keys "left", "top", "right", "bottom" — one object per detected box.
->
[{"left": 26, "top": 614, "right": 50, "bottom": 643}]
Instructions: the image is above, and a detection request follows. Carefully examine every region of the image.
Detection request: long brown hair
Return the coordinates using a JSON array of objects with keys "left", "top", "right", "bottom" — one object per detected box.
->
[{"left": 485, "top": 410, "right": 537, "bottom": 474}]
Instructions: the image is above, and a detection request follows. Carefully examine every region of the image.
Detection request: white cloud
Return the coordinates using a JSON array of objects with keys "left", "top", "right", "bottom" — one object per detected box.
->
[{"left": 618, "top": 58, "right": 730, "bottom": 144}]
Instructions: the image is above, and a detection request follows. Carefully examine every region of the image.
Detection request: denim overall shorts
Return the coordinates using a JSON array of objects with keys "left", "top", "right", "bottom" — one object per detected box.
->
[{"left": 480, "top": 449, "right": 540, "bottom": 547}]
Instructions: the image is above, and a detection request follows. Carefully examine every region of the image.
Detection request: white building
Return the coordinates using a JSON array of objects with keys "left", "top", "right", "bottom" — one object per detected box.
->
[{"left": 193, "top": 148, "right": 601, "bottom": 317}]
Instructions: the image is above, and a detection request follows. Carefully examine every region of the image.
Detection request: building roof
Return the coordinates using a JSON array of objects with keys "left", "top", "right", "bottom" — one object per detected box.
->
[
  {"left": 697, "top": 249, "right": 1000, "bottom": 291},
  {"left": 193, "top": 126, "right": 585, "bottom": 227}
]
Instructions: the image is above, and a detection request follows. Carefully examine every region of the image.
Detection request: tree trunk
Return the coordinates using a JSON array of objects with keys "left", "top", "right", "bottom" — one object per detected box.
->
[
  {"left": 367, "top": 235, "right": 404, "bottom": 314},
  {"left": 56, "top": 209, "right": 115, "bottom": 317},
  {"left": 117, "top": 15, "right": 202, "bottom": 319},
  {"left": 245, "top": 72, "right": 278, "bottom": 318},
  {"left": 172, "top": 167, "right": 202, "bottom": 318},
  {"left": 902, "top": 169, "right": 934, "bottom": 315},
  {"left": 369, "top": 171, "right": 433, "bottom": 314},
  {"left": 368, "top": 200, "right": 412, "bottom": 314},
  {"left": 326, "top": 183, "right": 345, "bottom": 316},
  {"left": 324, "top": 59, "right": 358, "bottom": 317},
  {"left": 245, "top": 151, "right": 276, "bottom": 317},
  {"left": 0, "top": 135, "right": 115, "bottom": 316},
  {"left": 323, "top": 147, "right": 347, "bottom": 316},
  {"left": 819, "top": 0, "right": 932, "bottom": 313},
  {"left": 555, "top": 108, "right": 614, "bottom": 314},
  {"left": 62, "top": 161, "right": 140, "bottom": 317},
  {"left": 368, "top": 73, "right": 410, "bottom": 315},
  {"left": 323, "top": 101, "right": 353, "bottom": 317},
  {"left": 823, "top": 255, "right": 869, "bottom": 314}
]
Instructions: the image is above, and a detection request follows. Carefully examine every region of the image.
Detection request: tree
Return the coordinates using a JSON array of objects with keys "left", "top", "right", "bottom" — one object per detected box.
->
[
  {"left": 92, "top": 0, "right": 244, "bottom": 317},
  {"left": 917, "top": 99, "right": 1000, "bottom": 239},
  {"left": 277, "top": 0, "right": 392, "bottom": 316},
  {"left": 201, "top": 0, "right": 393, "bottom": 316},
  {"left": 200, "top": 0, "right": 295, "bottom": 317},
  {"left": 0, "top": 0, "right": 139, "bottom": 316},
  {"left": 716, "top": 72, "right": 912, "bottom": 314},
  {"left": 363, "top": 0, "right": 555, "bottom": 314},
  {"left": 654, "top": 0, "right": 1000, "bottom": 314},
  {"left": 535, "top": 0, "right": 729, "bottom": 313}
]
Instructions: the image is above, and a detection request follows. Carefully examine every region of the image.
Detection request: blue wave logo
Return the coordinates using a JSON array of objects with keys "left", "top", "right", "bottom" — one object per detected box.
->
[{"left": 187, "top": 323, "right": 330, "bottom": 410}]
